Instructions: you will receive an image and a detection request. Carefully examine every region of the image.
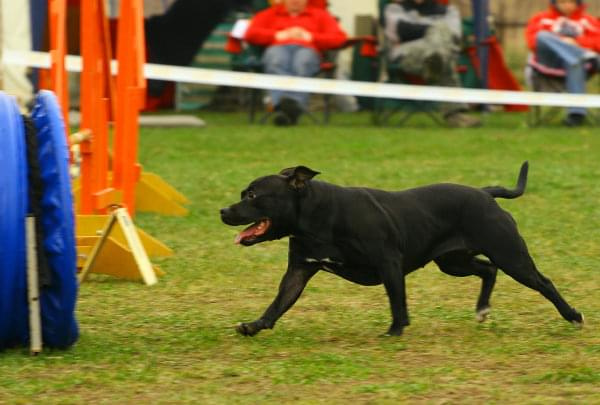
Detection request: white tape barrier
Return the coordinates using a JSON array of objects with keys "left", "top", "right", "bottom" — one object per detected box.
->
[{"left": 4, "top": 49, "right": 600, "bottom": 108}]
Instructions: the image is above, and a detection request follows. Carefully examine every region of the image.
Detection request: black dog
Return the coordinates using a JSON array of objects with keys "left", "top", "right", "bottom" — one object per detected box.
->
[{"left": 220, "top": 163, "right": 583, "bottom": 336}]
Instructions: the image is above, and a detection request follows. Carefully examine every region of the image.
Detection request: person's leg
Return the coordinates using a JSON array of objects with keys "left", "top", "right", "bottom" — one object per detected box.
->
[
  {"left": 395, "top": 23, "right": 459, "bottom": 82},
  {"left": 394, "top": 23, "right": 474, "bottom": 123},
  {"left": 263, "top": 45, "right": 296, "bottom": 108},
  {"left": 392, "top": 38, "right": 432, "bottom": 78},
  {"left": 423, "top": 23, "right": 472, "bottom": 117},
  {"left": 265, "top": 46, "right": 320, "bottom": 125},
  {"left": 285, "top": 46, "right": 321, "bottom": 109},
  {"left": 535, "top": 31, "right": 587, "bottom": 118}
]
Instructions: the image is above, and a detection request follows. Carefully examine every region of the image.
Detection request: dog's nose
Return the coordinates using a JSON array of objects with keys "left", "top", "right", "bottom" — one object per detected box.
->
[{"left": 220, "top": 208, "right": 228, "bottom": 217}]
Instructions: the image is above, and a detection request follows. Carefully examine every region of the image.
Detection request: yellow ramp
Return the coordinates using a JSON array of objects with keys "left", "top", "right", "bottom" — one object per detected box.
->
[
  {"left": 72, "top": 171, "right": 190, "bottom": 216},
  {"left": 77, "top": 236, "right": 165, "bottom": 281},
  {"left": 135, "top": 173, "right": 189, "bottom": 216},
  {"left": 77, "top": 209, "right": 167, "bottom": 285},
  {"left": 139, "top": 171, "right": 189, "bottom": 205},
  {"left": 77, "top": 214, "right": 173, "bottom": 257}
]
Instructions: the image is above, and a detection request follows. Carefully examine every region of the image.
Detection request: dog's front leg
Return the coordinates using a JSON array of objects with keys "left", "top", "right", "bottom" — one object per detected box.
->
[
  {"left": 379, "top": 257, "right": 409, "bottom": 336},
  {"left": 236, "top": 266, "right": 317, "bottom": 336}
]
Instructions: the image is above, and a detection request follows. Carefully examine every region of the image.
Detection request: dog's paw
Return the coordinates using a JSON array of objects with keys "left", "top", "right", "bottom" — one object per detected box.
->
[
  {"left": 380, "top": 327, "right": 404, "bottom": 337},
  {"left": 236, "top": 321, "right": 261, "bottom": 336},
  {"left": 571, "top": 313, "right": 585, "bottom": 329},
  {"left": 475, "top": 307, "right": 491, "bottom": 323}
]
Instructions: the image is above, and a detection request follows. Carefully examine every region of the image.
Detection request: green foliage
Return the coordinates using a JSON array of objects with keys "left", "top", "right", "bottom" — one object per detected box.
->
[{"left": 2, "top": 112, "right": 599, "bottom": 403}]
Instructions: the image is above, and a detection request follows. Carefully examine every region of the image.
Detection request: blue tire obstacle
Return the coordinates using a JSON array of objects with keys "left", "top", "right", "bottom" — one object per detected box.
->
[
  {"left": 0, "top": 92, "right": 29, "bottom": 348},
  {"left": 31, "top": 91, "right": 79, "bottom": 348},
  {"left": 0, "top": 90, "right": 78, "bottom": 350}
]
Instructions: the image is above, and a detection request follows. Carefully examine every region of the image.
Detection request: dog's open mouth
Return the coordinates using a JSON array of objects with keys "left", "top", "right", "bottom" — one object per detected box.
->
[{"left": 235, "top": 219, "right": 272, "bottom": 244}]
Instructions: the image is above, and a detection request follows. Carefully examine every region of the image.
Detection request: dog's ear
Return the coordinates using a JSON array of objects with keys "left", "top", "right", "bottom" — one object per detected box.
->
[{"left": 279, "top": 166, "right": 320, "bottom": 189}]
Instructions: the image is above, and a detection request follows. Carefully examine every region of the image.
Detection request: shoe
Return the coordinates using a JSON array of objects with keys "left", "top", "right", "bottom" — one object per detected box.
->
[
  {"left": 273, "top": 111, "right": 291, "bottom": 126},
  {"left": 563, "top": 113, "right": 585, "bottom": 127},
  {"left": 278, "top": 98, "right": 303, "bottom": 125},
  {"left": 444, "top": 112, "right": 482, "bottom": 128}
]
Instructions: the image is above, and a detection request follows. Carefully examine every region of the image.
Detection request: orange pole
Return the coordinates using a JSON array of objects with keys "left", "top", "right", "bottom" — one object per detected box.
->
[
  {"left": 113, "top": 0, "right": 146, "bottom": 216},
  {"left": 48, "top": 0, "right": 69, "bottom": 138},
  {"left": 99, "top": 0, "right": 117, "bottom": 121},
  {"left": 79, "top": 0, "right": 113, "bottom": 214},
  {"left": 112, "top": 2, "right": 128, "bottom": 192},
  {"left": 79, "top": 0, "right": 94, "bottom": 214}
]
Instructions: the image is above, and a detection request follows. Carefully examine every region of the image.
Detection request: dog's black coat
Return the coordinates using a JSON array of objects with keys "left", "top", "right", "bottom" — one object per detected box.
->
[{"left": 220, "top": 163, "right": 583, "bottom": 336}]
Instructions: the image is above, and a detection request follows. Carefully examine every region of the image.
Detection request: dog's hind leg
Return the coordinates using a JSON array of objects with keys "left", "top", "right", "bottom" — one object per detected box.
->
[
  {"left": 435, "top": 252, "right": 498, "bottom": 322},
  {"left": 469, "top": 215, "right": 583, "bottom": 326},
  {"left": 492, "top": 253, "right": 583, "bottom": 327}
]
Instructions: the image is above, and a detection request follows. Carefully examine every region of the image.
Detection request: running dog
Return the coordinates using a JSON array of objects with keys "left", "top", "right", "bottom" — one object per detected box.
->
[{"left": 220, "top": 162, "right": 583, "bottom": 336}]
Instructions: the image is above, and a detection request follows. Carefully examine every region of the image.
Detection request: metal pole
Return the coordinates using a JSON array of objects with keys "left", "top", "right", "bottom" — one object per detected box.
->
[
  {"left": 472, "top": 0, "right": 490, "bottom": 90},
  {"left": 26, "top": 216, "right": 42, "bottom": 355}
]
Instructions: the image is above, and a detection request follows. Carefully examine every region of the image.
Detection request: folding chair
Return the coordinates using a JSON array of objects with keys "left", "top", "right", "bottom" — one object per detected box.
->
[
  {"left": 372, "top": 0, "right": 470, "bottom": 126},
  {"left": 526, "top": 54, "right": 600, "bottom": 127}
]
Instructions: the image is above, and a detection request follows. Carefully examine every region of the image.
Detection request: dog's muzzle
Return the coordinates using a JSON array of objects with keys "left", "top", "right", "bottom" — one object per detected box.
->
[
  {"left": 220, "top": 207, "right": 236, "bottom": 225},
  {"left": 220, "top": 207, "right": 272, "bottom": 245}
]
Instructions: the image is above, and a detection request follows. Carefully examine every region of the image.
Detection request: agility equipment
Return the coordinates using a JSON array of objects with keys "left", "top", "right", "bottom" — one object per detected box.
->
[
  {"left": 0, "top": 92, "right": 29, "bottom": 349},
  {"left": 30, "top": 90, "right": 79, "bottom": 349},
  {"left": 0, "top": 90, "right": 79, "bottom": 351},
  {"left": 77, "top": 208, "right": 163, "bottom": 285},
  {"left": 48, "top": 0, "right": 69, "bottom": 132},
  {"left": 43, "top": 0, "right": 180, "bottom": 284},
  {"left": 26, "top": 216, "right": 42, "bottom": 355}
]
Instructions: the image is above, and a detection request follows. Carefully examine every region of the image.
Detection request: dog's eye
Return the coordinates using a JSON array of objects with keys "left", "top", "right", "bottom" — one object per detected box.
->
[{"left": 247, "top": 191, "right": 256, "bottom": 199}]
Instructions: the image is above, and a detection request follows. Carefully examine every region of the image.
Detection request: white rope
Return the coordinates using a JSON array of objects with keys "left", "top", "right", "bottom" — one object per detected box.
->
[{"left": 4, "top": 49, "right": 600, "bottom": 108}]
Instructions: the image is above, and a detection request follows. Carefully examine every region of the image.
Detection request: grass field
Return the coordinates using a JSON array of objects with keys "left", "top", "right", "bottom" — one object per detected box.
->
[{"left": 2, "top": 111, "right": 600, "bottom": 404}]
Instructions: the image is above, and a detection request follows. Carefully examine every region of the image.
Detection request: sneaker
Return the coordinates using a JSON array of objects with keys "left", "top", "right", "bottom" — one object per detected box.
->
[
  {"left": 273, "top": 111, "right": 291, "bottom": 126},
  {"left": 563, "top": 113, "right": 585, "bottom": 127},
  {"left": 444, "top": 112, "right": 482, "bottom": 128},
  {"left": 278, "top": 98, "right": 303, "bottom": 125}
]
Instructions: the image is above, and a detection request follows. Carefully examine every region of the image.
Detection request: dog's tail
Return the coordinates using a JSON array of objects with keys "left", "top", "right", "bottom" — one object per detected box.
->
[{"left": 482, "top": 161, "right": 529, "bottom": 199}]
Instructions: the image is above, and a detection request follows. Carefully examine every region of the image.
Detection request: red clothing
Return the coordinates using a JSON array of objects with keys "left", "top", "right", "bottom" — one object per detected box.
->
[
  {"left": 308, "top": 0, "right": 327, "bottom": 8},
  {"left": 465, "top": 37, "right": 528, "bottom": 112},
  {"left": 244, "top": 5, "right": 347, "bottom": 52},
  {"left": 525, "top": 3, "right": 600, "bottom": 53}
]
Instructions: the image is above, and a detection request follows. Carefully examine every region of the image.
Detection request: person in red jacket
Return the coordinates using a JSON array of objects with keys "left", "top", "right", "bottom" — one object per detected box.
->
[
  {"left": 525, "top": 0, "right": 600, "bottom": 126},
  {"left": 244, "top": 0, "right": 347, "bottom": 125}
]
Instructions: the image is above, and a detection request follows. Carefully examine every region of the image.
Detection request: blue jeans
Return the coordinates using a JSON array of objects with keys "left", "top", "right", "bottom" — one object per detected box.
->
[
  {"left": 263, "top": 45, "right": 320, "bottom": 109},
  {"left": 535, "top": 31, "right": 589, "bottom": 116}
]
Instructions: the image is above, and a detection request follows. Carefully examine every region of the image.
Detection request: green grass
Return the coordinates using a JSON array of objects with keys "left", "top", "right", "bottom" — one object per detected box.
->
[{"left": 2, "top": 111, "right": 600, "bottom": 404}]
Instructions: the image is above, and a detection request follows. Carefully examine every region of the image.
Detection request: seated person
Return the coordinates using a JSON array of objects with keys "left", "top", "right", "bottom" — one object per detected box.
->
[
  {"left": 383, "top": 0, "right": 481, "bottom": 128},
  {"left": 244, "top": 0, "right": 347, "bottom": 126},
  {"left": 526, "top": 0, "right": 600, "bottom": 127}
]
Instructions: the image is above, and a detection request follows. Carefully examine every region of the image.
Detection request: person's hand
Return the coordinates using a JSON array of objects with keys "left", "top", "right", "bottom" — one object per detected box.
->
[
  {"left": 298, "top": 27, "right": 313, "bottom": 42},
  {"left": 275, "top": 28, "right": 292, "bottom": 41},
  {"left": 275, "top": 27, "right": 313, "bottom": 43},
  {"left": 288, "top": 26, "right": 313, "bottom": 42},
  {"left": 560, "top": 36, "right": 578, "bottom": 46}
]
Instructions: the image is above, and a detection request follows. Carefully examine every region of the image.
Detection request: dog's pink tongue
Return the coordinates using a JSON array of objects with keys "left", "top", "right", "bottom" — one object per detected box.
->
[
  {"left": 235, "top": 227, "right": 257, "bottom": 244},
  {"left": 234, "top": 220, "right": 269, "bottom": 244}
]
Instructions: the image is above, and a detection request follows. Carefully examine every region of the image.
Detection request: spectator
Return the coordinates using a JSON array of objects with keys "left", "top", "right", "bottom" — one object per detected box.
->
[
  {"left": 526, "top": 0, "right": 600, "bottom": 127},
  {"left": 244, "top": 0, "right": 347, "bottom": 126},
  {"left": 383, "top": 0, "right": 481, "bottom": 128}
]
